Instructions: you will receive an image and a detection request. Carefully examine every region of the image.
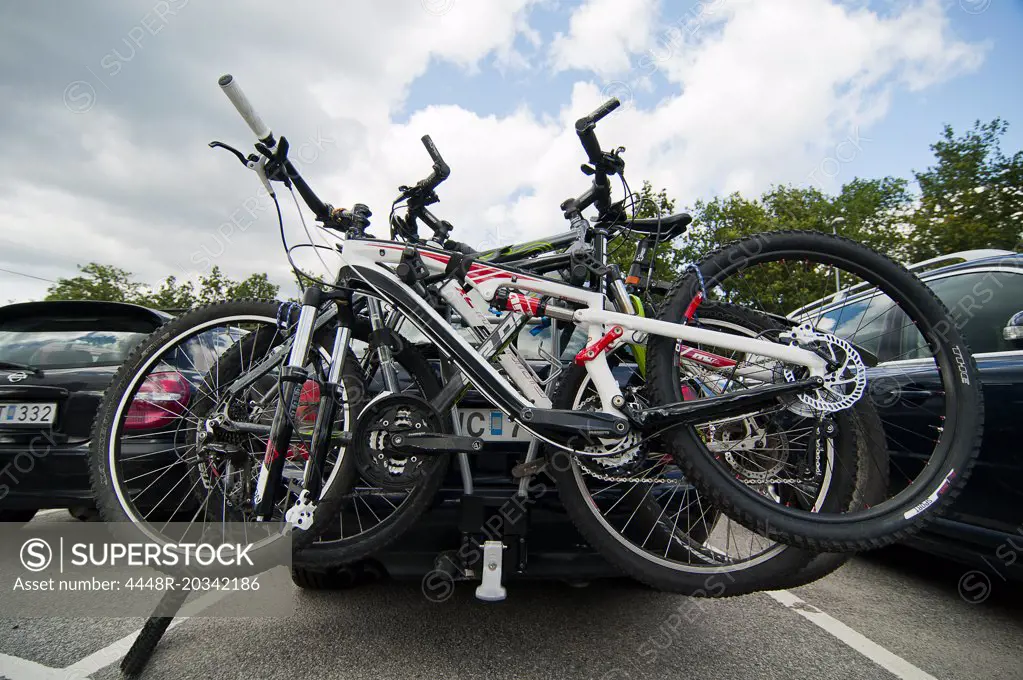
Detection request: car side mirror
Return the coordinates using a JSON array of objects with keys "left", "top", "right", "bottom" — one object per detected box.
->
[{"left": 1003, "top": 311, "right": 1023, "bottom": 342}]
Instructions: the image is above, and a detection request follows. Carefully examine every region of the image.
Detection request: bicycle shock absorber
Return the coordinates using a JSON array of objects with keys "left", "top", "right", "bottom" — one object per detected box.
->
[{"left": 253, "top": 288, "right": 321, "bottom": 520}]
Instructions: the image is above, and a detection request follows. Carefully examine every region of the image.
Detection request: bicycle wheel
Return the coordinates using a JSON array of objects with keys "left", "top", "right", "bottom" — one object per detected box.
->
[
  {"left": 294, "top": 318, "right": 452, "bottom": 569},
  {"left": 549, "top": 304, "right": 874, "bottom": 595},
  {"left": 89, "top": 300, "right": 360, "bottom": 557},
  {"left": 647, "top": 231, "right": 983, "bottom": 552}
]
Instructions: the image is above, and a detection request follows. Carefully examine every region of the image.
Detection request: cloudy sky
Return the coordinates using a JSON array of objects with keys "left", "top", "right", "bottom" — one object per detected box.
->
[{"left": 1, "top": 0, "right": 1020, "bottom": 303}]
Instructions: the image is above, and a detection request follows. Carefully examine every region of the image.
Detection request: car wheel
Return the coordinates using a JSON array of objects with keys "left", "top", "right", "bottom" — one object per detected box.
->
[
  {"left": 0, "top": 509, "right": 38, "bottom": 525},
  {"left": 69, "top": 506, "right": 101, "bottom": 522}
]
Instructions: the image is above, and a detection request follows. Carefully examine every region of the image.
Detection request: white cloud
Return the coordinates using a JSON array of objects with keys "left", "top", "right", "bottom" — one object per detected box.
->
[
  {"left": 549, "top": 0, "right": 660, "bottom": 75},
  {"left": 0, "top": 0, "right": 989, "bottom": 303}
]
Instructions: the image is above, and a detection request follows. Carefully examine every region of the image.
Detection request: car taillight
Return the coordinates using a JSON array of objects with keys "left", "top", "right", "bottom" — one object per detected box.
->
[{"left": 125, "top": 372, "right": 192, "bottom": 430}]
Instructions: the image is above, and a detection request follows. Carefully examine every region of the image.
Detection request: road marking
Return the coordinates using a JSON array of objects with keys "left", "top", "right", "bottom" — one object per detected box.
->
[
  {"left": 765, "top": 589, "right": 938, "bottom": 680},
  {"left": 36, "top": 509, "right": 65, "bottom": 516},
  {"left": 0, "top": 653, "right": 67, "bottom": 680},
  {"left": 63, "top": 589, "right": 229, "bottom": 677}
]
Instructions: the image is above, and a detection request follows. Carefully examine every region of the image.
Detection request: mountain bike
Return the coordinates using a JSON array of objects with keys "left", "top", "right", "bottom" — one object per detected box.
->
[
  {"left": 354, "top": 139, "right": 887, "bottom": 593},
  {"left": 90, "top": 75, "right": 983, "bottom": 594}
]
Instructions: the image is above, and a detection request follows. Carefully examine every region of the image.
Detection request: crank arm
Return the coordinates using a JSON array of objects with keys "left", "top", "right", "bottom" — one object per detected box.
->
[
  {"left": 636, "top": 377, "right": 824, "bottom": 428},
  {"left": 389, "top": 433, "right": 483, "bottom": 454}
]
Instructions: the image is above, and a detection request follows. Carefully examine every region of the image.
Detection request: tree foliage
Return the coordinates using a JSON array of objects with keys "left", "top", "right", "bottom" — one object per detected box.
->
[
  {"left": 907, "top": 118, "right": 1023, "bottom": 260},
  {"left": 45, "top": 264, "right": 279, "bottom": 309},
  {"left": 44, "top": 264, "right": 144, "bottom": 304},
  {"left": 626, "top": 118, "right": 1020, "bottom": 310}
]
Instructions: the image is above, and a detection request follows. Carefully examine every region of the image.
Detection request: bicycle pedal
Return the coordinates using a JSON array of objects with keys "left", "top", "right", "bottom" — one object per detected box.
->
[
  {"left": 511, "top": 458, "right": 547, "bottom": 478},
  {"left": 474, "top": 540, "right": 507, "bottom": 602}
]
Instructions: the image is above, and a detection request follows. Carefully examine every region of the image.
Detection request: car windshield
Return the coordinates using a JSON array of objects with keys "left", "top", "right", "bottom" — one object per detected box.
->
[{"left": 0, "top": 316, "right": 153, "bottom": 370}]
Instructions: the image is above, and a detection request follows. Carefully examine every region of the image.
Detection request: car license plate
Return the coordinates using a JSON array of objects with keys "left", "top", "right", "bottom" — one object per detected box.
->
[
  {"left": 0, "top": 402, "right": 57, "bottom": 426},
  {"left": 456, "top": 409, "right": 530, "bottom": 442}
]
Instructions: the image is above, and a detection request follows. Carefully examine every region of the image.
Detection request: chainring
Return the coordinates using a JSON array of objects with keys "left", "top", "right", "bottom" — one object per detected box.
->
[{"left": 351, "top": 393, "right": 448, "bottom": 491}]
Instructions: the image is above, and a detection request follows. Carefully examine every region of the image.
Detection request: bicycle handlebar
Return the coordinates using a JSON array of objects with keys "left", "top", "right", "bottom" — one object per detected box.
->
[
  {"left": 574, "top": 98, "right": 620, "bottom": 164},
  {"left": 218, "top": 74, "right": 274, "bottom": 144},
  {"left": 218, "top": 74, "right": 335, "bottom": 221}
]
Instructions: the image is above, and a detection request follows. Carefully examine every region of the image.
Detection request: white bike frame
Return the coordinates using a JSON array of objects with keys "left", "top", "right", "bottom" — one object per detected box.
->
[{"left": 338, "top": 236, "right": 828, "bottom": 427}]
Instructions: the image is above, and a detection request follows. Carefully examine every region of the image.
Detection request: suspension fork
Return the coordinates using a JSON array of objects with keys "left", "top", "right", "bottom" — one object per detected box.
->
[
  {"left": 301, "top": 292, "right": 355, "bottom": 500},
  {"left": 253, "top": 287, "right": 323, "bottom": 520}
]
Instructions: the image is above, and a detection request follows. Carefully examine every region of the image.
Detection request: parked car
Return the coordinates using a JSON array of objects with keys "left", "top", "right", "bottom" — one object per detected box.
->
[
  {"left": 793, "top": 249, "right": 1023, "bottom": 578},
  {"left": 0, "top": 300, "right": 191, "bottom": 523}
]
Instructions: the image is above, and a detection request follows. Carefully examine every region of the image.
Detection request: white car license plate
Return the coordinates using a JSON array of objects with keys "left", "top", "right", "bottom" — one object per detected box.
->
[
  {"left": 456, "top": 409, "right": 530, "bottom": 442},
  {"left": 0, "top": 402, "right": 57, "bottom": 426}
]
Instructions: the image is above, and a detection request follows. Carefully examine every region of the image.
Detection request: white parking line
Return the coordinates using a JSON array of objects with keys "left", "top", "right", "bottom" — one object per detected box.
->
[
  {"left": 0, "top": 653, "right": 69, "bottom": 679},
  {"left": 36, "top": 509, "right": 65, "bottom": 517},
  {"left": 765, "top": 589, "right": 938, "bottom": 680}
]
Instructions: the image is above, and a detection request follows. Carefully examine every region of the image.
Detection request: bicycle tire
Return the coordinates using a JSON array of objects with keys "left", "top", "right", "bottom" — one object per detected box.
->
[{"left": 647, "top": 231, "right": 983, "bottom": 552}]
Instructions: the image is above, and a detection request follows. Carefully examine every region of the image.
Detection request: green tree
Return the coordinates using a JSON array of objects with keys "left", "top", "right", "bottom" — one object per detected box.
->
[
  {"left": 140, "top": 275, "right": 196, "bottom": 310},
  {"left": 908, "top": 118, "right": 1023, "bottom": 260},
  {"left": 227, "top": 272, "right": 279, "bottom": 300},
  {"left": 607, "top": 180, "right": 688, "bottom": 285},
  {"left": 676, "top": 179, "right": 916, "bottom": 314},
  {"left": 45, "top": 263, "right": 143, "bottom": 302},
  {"left": 46, "top": 264, "right": 280, "bottom": 308},
  {"left": 193, "top": 267, "right": 279, "bottom": 305}
]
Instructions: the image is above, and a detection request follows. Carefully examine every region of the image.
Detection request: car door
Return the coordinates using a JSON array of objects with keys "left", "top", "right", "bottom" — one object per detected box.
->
[{"left": 897, "top": 267, "right": 1023, "bottom": 534}]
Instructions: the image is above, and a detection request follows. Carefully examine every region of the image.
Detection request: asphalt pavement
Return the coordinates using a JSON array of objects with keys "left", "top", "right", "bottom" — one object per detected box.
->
[{"left": 1, "top": 510, "right": 1021, "bottom": 680}]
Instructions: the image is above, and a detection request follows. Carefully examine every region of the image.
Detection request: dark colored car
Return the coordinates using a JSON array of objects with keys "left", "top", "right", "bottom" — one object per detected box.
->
[
  {"left": 794, "top": 249, "right": 1023, "bottom": 578},
  {"left": 0, "top": 300, "right": 175, "bottom": 522}
]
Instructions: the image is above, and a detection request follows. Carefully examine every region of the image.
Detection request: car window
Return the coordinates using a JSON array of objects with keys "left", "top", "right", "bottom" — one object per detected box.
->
[
  {"left": 516, "top": 323, "right": 587, "bottom": 361},
  {"left": 807, "top": 291, "right": 900, "bottom": 361},
  {"left": 901, "top": 270, "right": 1023, "bottom": 356},
  {"left": 0, "top": 316, "right": 155, "bottom": 370}
]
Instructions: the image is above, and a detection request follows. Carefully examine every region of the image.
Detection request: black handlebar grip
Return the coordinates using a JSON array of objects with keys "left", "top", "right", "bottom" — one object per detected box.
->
[
  {"left": 421, "top": 135, "right": 450, "bottom": 180},
  {"left": 591, "top": 98, "right": 621, "bottom": 123},
  {"left": 421, "top": 135, "right": 441, "bottom": 162},
  {"left": 575, "top": 98, "right": 621, "bottom": 132}
]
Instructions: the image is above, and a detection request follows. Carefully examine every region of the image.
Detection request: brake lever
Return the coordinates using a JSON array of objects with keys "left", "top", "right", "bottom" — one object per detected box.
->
[
  {"left": 210, "top": 140, "right": 276, "bottom": 197},
  {"left": 208, "top": 141, "right": 248, "bottom": 166}
]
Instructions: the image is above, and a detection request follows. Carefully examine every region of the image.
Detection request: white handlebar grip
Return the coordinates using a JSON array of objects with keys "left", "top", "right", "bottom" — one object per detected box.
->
[{"left": 218, "top": 74, "right": 272, "bottom": 142}]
